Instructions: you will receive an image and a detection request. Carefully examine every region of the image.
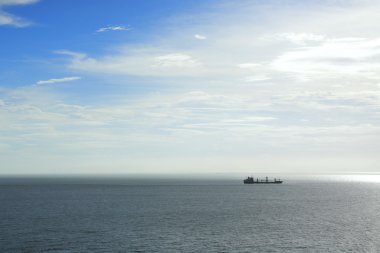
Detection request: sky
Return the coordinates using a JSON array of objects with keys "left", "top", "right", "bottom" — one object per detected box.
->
[{"left": 0, "top": 0, "right": 379, "bottom": 175}]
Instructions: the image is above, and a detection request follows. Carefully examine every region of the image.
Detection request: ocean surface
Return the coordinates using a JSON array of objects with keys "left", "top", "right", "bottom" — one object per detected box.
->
[{"left": 1, "top": 175, "right": 380, "bottom": 252}]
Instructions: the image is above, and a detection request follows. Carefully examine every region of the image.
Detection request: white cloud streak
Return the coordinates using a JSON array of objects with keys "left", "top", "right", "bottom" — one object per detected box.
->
[
  {"left": 59, "top": 50, "right": 204, "bottom": 77},
  {"left": 36, "top": 76, "right": 82, "bottom": 85},
  {"left": 96, "top": 25, "right": 131, "bottom": 33},
  {"left": 265, "top": 33, "right": 327, "bottom": 45},
  {"left": 194, "top": 34, "right": 207, "bottom": 40},
  {"left": 1, "top": 86, "right": 379, "bottom": 173},
  {"left": 272, "top": 37, "right": 380, "bottom": 80},
  {"left": 0, "top": 0, "right": 38, "bottom": 27},
  {"left": 0, "top": 0, "right": 38, "bottom": 5}
]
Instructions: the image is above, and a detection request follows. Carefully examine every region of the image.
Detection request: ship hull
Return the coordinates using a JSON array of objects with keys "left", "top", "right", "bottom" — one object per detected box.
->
[
  {"left": 243, "top": 181, "right": 283, "bottom": 184},
  {"left": 243, "top": 176, "right": 283, "bottom": 184}
]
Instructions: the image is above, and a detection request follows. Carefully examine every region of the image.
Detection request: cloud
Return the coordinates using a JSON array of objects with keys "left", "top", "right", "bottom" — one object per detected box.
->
[
  {"left": 1, "top": 83, "right": 379, "bottom": 173},
  {"left": 1, "top": 87, "right": 378, "bottom": 151},
  {"left": 194, "top": 34, "right": 206, "bottom": 40},
  {"left": 5, "top": 0, "right": 380, "bottom": 173},
  {"left": 265, "top": 33, "right": 327, "bottom": 45},
  {"left": 0, "top": 0, "right": 38, "bottom": 27},
  {"left": 0, "top": 11, "right": 29, "bottom": 26},
  {"left": 60, "top": 50, "right": 204, "bottom": 77},
  {"left": 272, "top": 37, "right": 380, "bottom": 80},
  {"left": 57, "top": 1, "right": 380, "bottom": 89},
  {"left": 153, "top": 53, "right": 201, "bottom": 68},
  {"left": 0, "top": 0, "right": 38, "bottom": 5},
  {"left": 56, "top": 1, "right": 380, "bottom": 87},
  {"left": 237, "top": 63, "right": 263, "bottom": 69},
  {"left": 36, "top": 76, "right": 82, "bottom": 85},
  {"left": 243, "top": 75, "right": 271, "bottom": 82},
  {"left": 55, "top": 50, "right": 87, "bottom": 59},
  {"left": 96, "top": 25, "right": 131, "bottom": 33}
]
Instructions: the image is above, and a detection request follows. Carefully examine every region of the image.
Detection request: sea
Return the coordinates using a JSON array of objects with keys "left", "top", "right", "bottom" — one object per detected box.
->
[{"left": 1, "top": 175, "right": 379, "bottom": 252}]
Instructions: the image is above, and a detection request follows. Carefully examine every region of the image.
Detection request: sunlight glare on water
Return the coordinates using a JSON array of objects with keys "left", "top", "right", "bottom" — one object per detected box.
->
[{"left": 327, "top": 174, "right": 380, "bottom": 183}]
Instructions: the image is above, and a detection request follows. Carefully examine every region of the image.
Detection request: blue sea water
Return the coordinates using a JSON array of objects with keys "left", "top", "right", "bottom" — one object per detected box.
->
[{"left": 1, "top": 176, "right": 380, "bottom": 252}]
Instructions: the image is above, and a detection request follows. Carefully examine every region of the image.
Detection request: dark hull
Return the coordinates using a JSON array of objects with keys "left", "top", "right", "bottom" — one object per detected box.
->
[
  {"left": 244, "top": 181, "right": 283, "bottom": 184},
  {"left": 243, "top": 176, "right": 283, "bottom": 184}
]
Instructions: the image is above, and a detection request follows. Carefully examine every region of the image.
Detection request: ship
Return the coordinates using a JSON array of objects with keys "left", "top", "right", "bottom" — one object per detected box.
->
[{"left": 243, "top": 176, "right": 283, "bottom": 184}]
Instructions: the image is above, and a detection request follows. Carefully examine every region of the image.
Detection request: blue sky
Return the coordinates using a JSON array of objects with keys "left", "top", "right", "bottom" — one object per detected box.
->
[
  {"left": 1, "top": 0, "right": 379, "bottom": 175},
  {"left": 0, "top": 0, "right": 215, "bottom": 86}
]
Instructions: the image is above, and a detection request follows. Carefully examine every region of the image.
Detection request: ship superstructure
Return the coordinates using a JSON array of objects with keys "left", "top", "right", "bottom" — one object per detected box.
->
[{"left": 243, "top": 176, "right": 283, "bottom": 184}]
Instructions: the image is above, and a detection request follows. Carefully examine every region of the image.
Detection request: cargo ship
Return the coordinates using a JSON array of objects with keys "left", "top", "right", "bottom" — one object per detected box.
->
[{"left": 243, "top": 176, "right": 283, "bottom": 184}]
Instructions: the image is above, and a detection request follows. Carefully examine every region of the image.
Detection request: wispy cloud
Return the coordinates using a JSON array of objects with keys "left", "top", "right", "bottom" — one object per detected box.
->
[
  {"left": 194, "top": 34, "right": 206, "bottom": 40},
  {"left": 58, "top": 1, "right": 380, "bottom": 86},
  {"left": 0, "top": 0, "right": 39, "bottom": 27},
  {"left": 1, "top": 86, "right": 379, "bottom": 172},
  {"left": 96, "top": 25, "right": 131, "bottom": 33},
  {"left": 36, "top": 76, "right": 82, "bottom": 85},
  {"left": 265, "top": 33, "right": 326, "bottom": 45},
  {"left": 272, "top": 37, "right": 380, "bottom": 80},
  {"left": 61, "top": 50, "right": 204, "bottom": 77},
  {"left": 0, "top": 0, "right": 38, "bottom": 6},
  {"left": 4, "top": 0, "right": 380, "bottom": 173},
  {"left": 153, "top": 53, "right": 201, "bottom": 68}
]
